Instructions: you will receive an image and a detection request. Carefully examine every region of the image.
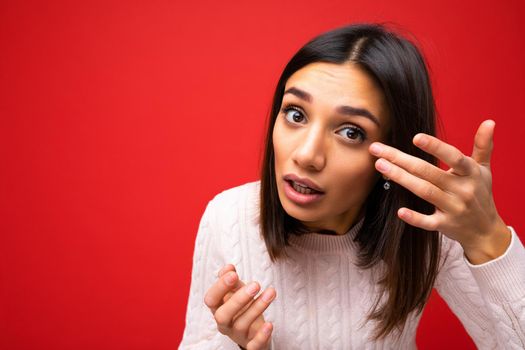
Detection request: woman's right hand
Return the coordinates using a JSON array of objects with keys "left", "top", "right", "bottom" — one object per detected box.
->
[{"left": 204, "top": 264, "right": 276, "bottom": 350}]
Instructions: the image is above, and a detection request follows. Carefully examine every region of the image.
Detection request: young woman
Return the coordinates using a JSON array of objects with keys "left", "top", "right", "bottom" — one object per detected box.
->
[{"left": 179, "top": 23, "right": 525, "bottom": 349}]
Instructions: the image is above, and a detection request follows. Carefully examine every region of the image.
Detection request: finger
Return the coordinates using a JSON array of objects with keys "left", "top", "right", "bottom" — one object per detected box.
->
[
  {"left": 232, "top": 288, "right": 276, "bottom": 336},
  {"left": 204, "top": 271, "right": 239, "bottom": 314},
  {"left": 397, "top": 207, "right": 440, "bottom": 231},
  {"left": 214, "top": 282, "right": 261, "bottom": 331},
  {"left": 223, "top": 278, "right": 247, "bottom": 305},
  {"left": 375, "top": 158, "right": 454, "bottom": 211},
  {"left": 369, "top": 142, "right": 450, "bottom": 189},
  {"left": 218, "top": 265, "right": 245, "bottom": 297},
  {"left": 246, "top": 322, "right": 273, "bottom": 350},
  {"left": 223, "top": 282, "right": 245, "bottom": 303},
  {"left": 413, "top": 134, "right": 474, "bottom": 176},
  {"left": 218, "top": 264, "right": 236, "bottom": 278},
  {"left": 471, "top": 120, "right": 495, "bottom": 166}
]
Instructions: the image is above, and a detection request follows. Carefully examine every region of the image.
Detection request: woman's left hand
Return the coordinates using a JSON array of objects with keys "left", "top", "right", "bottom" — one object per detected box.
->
[{"left": 369, "top": 119, "right": 511, "bottom": 264}]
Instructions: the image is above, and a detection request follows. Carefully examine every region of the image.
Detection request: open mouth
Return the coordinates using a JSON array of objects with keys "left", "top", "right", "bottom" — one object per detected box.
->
[{"left": 286, "top": 180, "right": 323, "bottom": 195}]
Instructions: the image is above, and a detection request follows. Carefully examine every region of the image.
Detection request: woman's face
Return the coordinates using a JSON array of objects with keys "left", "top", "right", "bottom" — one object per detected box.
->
[{"left": 273, "top": 62, "right": 390, "bottom": 234}]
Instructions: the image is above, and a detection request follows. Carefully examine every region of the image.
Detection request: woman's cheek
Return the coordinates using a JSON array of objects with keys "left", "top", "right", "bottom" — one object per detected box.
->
[{"left": 339, "top": 156, "right": 378, "bottom": 189}]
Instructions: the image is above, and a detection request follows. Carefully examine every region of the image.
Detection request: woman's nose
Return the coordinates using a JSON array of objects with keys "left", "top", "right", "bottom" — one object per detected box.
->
[{"left": 292, "top": 127, "right": 326, "bottom": 171}]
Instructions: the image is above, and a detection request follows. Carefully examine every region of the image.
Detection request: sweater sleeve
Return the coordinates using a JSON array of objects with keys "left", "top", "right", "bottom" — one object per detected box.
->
[
  {"left": 434, "top": 227, "right": 525, "bottom": 349},
  {"left": 178, "top": 199, "right": 240, "bottom": 350}
]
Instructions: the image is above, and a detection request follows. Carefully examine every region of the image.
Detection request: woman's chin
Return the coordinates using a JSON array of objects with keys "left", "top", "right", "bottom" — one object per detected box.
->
[{"left": 281, "top": 203, "right": 324, "bottom": 224}]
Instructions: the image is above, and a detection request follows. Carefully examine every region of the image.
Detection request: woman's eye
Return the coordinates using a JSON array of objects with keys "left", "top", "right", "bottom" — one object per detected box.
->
[
  {"left": 283, "top": 107, "right": 305, "bottom": 124},
  {"left": 337, "top": 126, "right": 366, "bottom": 142}
]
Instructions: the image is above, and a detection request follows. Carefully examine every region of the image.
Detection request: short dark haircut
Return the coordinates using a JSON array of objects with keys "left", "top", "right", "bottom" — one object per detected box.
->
[{"left": 259, "top": 23, "right": 441, "bottom": 339}]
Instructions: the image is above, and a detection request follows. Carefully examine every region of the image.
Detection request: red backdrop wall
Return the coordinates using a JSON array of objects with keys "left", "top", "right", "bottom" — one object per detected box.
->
[{"left": 1, "top": 0, "right": 524, "bottom": 349}]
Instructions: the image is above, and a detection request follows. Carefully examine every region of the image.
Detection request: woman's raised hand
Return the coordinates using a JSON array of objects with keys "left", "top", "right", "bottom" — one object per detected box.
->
[
  {"left": 204, "top": 264, "right": 276, "bottom": 349},
  {"left": 369, "top": 120, "right": 511, "bottom": 264}
]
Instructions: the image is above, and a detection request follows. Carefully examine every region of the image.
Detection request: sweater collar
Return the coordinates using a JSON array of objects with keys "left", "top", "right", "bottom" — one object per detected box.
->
[{"left": 287, "top": 217, "right": 363, "bottom": 253}]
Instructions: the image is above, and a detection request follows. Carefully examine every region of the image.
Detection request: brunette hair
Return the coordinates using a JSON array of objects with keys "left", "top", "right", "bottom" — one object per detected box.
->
[{"left": 259, "top": 23, "right": 442, "bottom": 339}]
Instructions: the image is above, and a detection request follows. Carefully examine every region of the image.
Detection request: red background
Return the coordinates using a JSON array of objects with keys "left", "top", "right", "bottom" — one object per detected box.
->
[{"left": 1, "top": 0, "right": 524, "bottom": 349}]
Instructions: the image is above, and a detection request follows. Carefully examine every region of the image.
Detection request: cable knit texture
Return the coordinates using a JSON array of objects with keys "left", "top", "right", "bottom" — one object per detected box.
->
[{"left": 179, "top": 181, "right": 525, "bottom": 349}]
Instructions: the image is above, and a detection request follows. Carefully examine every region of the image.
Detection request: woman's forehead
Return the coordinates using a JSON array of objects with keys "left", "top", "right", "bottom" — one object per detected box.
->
[{"left": 283, "top": 62, "right": 389, "bottom": 125}]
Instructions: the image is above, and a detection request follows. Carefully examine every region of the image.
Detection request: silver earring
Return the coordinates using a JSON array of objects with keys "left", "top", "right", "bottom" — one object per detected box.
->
[{"left": 383, "top": 179, "right": 391, "bottom": 190}]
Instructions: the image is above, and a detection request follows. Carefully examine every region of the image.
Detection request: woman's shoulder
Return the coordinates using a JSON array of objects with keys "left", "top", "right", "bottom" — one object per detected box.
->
[
  {"left": 210, "top": 180, "right": 260, "bottom": 205},
  {"left": 205, "top": 180, "right": 261, "bottom": 227}
]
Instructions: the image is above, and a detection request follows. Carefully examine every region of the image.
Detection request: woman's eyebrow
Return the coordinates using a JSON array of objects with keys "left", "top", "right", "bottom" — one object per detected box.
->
[
  {"left": 284, "top": 86, "right": 313, "bottom": 102},
  {"left": 284, "top": 86, "right": 381, "bottom": 127}
]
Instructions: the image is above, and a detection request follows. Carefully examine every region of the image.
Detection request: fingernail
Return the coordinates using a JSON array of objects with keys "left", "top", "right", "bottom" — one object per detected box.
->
[
  {"left": 262, "top": 323, "right": 272, "bottom": 335},
  {"left": 398, "top": 208, "right": 411, "bottom": 219},
  {"left": 224, "top": 272, "right": 236, "bottom": 286},
  {"left": 245, "top": 282, "right": 259, "bottom": 296},
  {"left": 261, "top": 289, "right": 275, "bottom": 303},
  {"left": 376, "top": 159, "right": 391, "bottom": 172},
  {"left": 218, "top": 266, "right": 226, "bottom": 277},
  {"left": 370, "top": 143, "right": 383, "bottom": 155},
  {"left": 415, "top": 134, "right": 428, "bottom": 147}
]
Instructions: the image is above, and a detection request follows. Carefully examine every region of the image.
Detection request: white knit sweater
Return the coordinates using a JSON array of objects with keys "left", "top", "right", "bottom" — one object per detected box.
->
[{"left": 179, "top": 181, "right": 525, "bottom": 349}]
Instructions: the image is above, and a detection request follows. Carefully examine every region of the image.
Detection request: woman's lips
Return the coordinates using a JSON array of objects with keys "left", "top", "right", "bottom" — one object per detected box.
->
[
  {"left": 283, "top": 174, "right": 324, "bottom": 192},
  {"left": 283, "top": 179, "right": 324, "bottom": 205}
]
